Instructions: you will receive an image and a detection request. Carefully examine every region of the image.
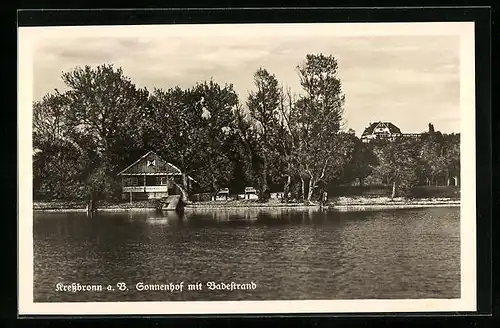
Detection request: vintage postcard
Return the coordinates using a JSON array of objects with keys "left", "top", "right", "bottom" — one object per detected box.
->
[{"left": 18, "top": 21, "right": 476, "bottom": 315}]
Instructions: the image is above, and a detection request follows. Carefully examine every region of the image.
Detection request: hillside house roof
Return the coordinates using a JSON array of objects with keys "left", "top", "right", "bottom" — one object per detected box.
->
[{"left": 361, "top": 121, "right": 402, "bottom": 136}]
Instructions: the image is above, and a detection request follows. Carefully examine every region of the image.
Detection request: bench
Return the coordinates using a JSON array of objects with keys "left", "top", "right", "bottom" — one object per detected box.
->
[
  {"left": 218, "top": 188, "right": 230, "bottom": 195},
  {"left": 244, "top": 187, "right": 257, "bottom": 199},
  {"left": 216, "top": 188, "right": 230, "bottom": 200}
]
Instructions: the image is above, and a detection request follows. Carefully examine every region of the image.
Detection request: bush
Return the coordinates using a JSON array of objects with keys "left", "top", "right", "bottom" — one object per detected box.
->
[
  {"left": 409, "top": 186, "right": 460, "bottom": 199},
  {"left": 328, "top": 185, "right": 390, "bottom": 197}
]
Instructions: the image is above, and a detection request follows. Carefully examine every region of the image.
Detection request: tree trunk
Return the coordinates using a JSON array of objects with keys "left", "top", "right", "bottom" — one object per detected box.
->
[
  {"left": 182, "top": 174, "right": 188, "bottom": 193},
  {"left": 321, "top": 190, "right": 328, "bottom": 206},
  {"left": 258, "top": 161, "right": 269, "bottom": 202},
  {"left": 87, "top": 193, "right": 97, "bottom": 216},
  {"left": 173, "top": 181, "right": 189, "bottom": 202},
  {"left": 307, "top": 178, "right": 315, "bottom": 203},
  {"left": 391, "top": 181, "right": 396, "bottom": 200},
  {"left": 300, "top": 176, "right": 305, "bottom": 202},
  {"left": 259, "top": 179, "right": 268, "bottom": 201},
  {"left": 212, "top": 180, "right": 219, "bottom": 201},
  {"left": 86, "top": 198, "right": 92, "bottom": 215},
  {"left": 283, "top": 175, "right": 291, "bottom": 202}
]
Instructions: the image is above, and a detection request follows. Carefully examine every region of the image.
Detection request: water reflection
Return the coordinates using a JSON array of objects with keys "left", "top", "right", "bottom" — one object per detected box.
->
[{"left": 33, "top": 207, "right": 460, "bottom": 302}]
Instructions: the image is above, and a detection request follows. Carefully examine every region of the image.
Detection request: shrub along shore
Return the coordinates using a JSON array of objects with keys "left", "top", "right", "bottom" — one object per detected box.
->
[{"left": 33, "top": 196, "right": 460, "bottom": 213}]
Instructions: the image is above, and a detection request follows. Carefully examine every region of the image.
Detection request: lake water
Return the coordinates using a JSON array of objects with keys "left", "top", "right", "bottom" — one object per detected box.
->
[{"left": 33, "top": 207, "right": 460, "bottom": 302}]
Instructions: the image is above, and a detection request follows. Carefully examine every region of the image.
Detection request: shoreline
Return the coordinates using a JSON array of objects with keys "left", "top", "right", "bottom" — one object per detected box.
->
[
  {"left": 33, "top": 197, "right": 460, "bottom": 213},
  {"left": 330, "top": 203, "right": 460, "bottom": 212}
]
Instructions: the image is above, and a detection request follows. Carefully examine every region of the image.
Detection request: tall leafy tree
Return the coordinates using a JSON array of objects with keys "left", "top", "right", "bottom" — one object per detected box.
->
[
  {"left": 291, "top": 54, "right": 353, "bottom": 202},
  {"left": 33, "top": 139, "right": 87, "bottom": 200},
  {"left": 61, "top": 64, "right": 149, "bottom": 169},
  {"left": 246, "top": 68, "right": 284, "bottom": 201},
  {"left": 148, "top": 86, "right": 203, "bottom": 197},
  {"left": 148, "top": 81, "right": 239, "bottom": 198},
  {"left": 33, "top": 65, "right": 149, "bottom": 204},
  {"left": 443, "top": 133, "right": 460, "bottom": 186},
  {"left": 338, "top": 137, "right": 378, "bottom": 186},
  {"left": 372, "top": 138, "right": 419, "bottom": 198},
  {"left": 419, "top": 129, "right": 447, "bottom": 186},
  {"left": 188, "top": 81, "right": 239, "bottom": 197},
  {"left": 276, "top": 86, "right": 299, "bottom": 201},
  {"left": 232, "top": 104, "right": 262, "bottom": 193},
  {"left": 33, "top": 91, "right": 69, "bottom": 147}
]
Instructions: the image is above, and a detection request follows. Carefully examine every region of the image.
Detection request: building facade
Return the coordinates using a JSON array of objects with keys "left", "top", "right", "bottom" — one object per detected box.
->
[
  {"left": 117, "top": 151, "right": 194, "bottom": 201},
  {"left": 361, "top": 121, "right": 421, "bottom": 143}
]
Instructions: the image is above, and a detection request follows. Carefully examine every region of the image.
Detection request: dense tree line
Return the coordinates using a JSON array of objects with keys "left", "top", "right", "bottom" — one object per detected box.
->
[
  {"left": 33, "top": 55, "right": 460, "bottom": 204},
  {"left": 337, "top": 128, "right": 460, "bottom": 198}
]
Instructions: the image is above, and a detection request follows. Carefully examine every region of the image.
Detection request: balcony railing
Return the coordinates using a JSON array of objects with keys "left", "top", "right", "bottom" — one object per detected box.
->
[{"left": 122, "top": 186, "right": 170, "bottom": 193}]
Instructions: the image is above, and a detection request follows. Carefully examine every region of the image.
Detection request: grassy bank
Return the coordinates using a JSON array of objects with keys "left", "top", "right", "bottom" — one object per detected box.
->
[
  {"left": 33, "top": 200, "right": 158, "bottom": 211},
  {"left": 328, "top": 185, "right": 460, "bottom": 199},
  {"left": 33, "top": 195, "right": 460, "bottom": 212},
  {"left": 184, "top": 198, "right": 319, "bottom": 209},
  {"left": 33, "top": 201, "right": 87, "bottom": 210},
  {"left": 330, "top": 196, "right": 460, "bottom": 206},
  {"left": 329, "top": 196, "right": 459, "bottom": 211}
]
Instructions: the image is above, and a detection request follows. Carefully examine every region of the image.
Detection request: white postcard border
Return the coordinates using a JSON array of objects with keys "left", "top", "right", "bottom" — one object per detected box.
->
[{"left": 18, "top": 21, "right": 476, "bottom": 315}]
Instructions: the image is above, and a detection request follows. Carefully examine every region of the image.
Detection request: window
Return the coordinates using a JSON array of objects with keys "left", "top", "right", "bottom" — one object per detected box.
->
[
  {"left": 124, "top": 177, "right": 138, "bottom": 186},
  {"left": 160, "top": 177, "right": 171, "bottom": 185}
]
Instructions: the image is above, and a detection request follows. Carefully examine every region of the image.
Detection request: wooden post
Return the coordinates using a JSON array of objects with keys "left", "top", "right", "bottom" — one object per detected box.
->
[{"left": 130, "top": 191, "right": 132, "bottom": 204}]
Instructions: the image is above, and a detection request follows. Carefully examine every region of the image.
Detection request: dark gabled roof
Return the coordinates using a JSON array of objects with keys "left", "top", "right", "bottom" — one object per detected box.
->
[
  {"left": 117, "top": 151, "right": 181, "bottom": 175},
  {"left": 117, "top": 151, "right": 197, "bottom": 183},
  {"left": 361, "top": 121, "right": 402, "bottom": 136}
]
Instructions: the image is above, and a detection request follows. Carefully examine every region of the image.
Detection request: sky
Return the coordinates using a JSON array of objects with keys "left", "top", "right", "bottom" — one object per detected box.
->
[{"left": 32, "top": 27, "right": 460, "bottom": 137}]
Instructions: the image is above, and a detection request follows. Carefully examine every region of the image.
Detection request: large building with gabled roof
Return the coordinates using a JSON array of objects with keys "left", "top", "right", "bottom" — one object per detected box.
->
[{"left": 361, "top": 121, "right": 420, "bottom": 143}]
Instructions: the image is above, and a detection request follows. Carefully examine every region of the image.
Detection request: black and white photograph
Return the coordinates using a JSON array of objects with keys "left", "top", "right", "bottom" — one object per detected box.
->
[{"left": 18, "top": 21, "right": 477, "bottom": 315}]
